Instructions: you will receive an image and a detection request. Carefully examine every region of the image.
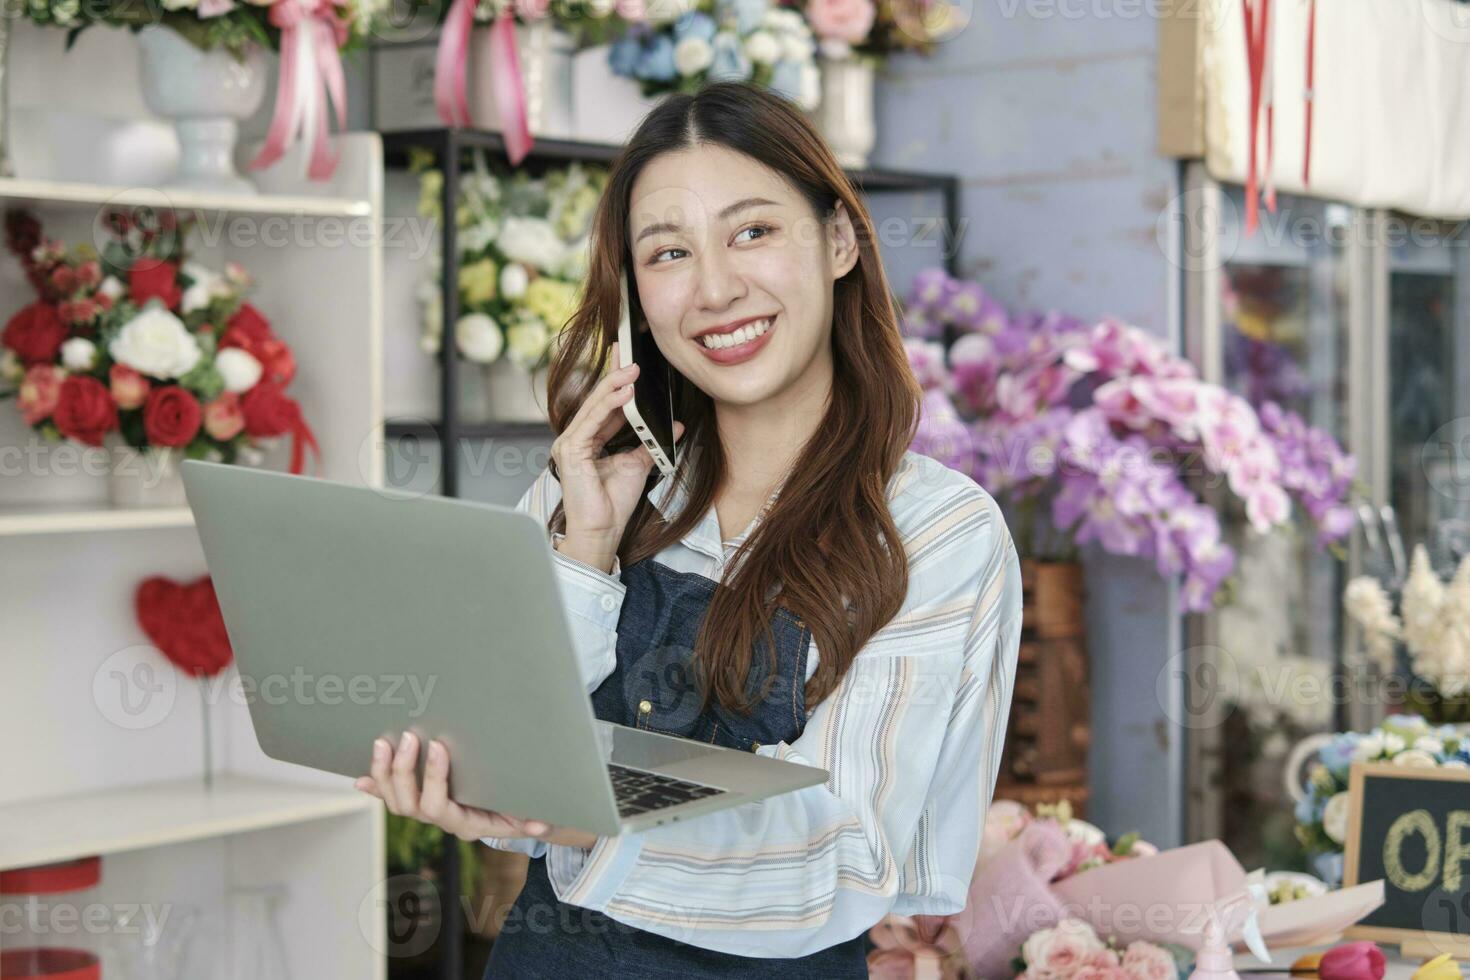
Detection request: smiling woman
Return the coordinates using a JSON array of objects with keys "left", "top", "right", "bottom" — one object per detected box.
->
[{"left": 355, "top": 80, "right": 1023, "bottom": 979}]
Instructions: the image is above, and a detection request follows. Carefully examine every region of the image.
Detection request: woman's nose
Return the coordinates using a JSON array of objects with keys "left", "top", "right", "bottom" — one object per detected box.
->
[{"left": 694, "top": 248, "right": 746, "bottom": 311}]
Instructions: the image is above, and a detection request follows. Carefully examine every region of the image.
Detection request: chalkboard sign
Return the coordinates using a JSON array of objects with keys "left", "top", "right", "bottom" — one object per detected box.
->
[{"left": 1343, "top": 761, "right": 1470, "bottom": 956}]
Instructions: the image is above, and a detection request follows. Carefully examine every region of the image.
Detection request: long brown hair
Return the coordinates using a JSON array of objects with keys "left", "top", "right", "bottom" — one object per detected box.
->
[{"left": 544, "top": 81, "right": 922, "bottom": 716}]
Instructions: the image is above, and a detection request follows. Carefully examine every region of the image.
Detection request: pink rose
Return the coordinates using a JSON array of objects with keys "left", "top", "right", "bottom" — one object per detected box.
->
[
  {"left": 981, "top": 799, "right": 1033, "bottom": 863},
  {"left": 110, "top": 364, "right": 150, "bottom": 411},
  {"left": 614, "top": 0, "right": 645, "bottom": 21},
  {"left": 1023, "top": 919, "right": 1106, "bottom": 980},
  {"left": 514, "top": 0, "right": 550, "bottom": 18},
  {"left": 203, "top": 392, "right": 246, "bottom": 441},
  {"left": 806, "top": 0, "right": 876, "bottom": 44},
  {"left": 1122, "top": 941, "right": 1178, "bottom": 980},
  {"left": 18, "top": 364, "right": 63, "bottom": 425}
]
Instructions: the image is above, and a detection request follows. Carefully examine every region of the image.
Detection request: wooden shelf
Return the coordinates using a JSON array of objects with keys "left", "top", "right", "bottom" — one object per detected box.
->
[
  {"left": 0, "top": 773, "right": 376, "bottom": 871},
  {"left": 379, "top": 128, "right": 960, "bottom": 194},
  {"left": 0, "top": 502, "right": 195, "bottom": 536},
  {"left": 385, "top": 417, "right": 552, "bottom": 440},
  {"left": 0, "top": 177, "right": 373, "bottom": 218}
]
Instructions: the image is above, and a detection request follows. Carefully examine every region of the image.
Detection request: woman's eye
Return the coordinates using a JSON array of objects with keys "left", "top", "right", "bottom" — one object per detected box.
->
[
  {"left": 735, "top": 224, "right": 774, "bottom": 244},
  {"left": 651, "top": 247, "right": 687, "bottom": 264}
]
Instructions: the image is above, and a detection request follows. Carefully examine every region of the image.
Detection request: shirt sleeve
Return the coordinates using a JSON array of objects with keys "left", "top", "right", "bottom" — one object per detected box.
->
[
  {"left": 481, "top": 464, "right": 632, "bottom": 859},
  {"left": 537, "top": 485, "right": 1023, "bottom": 958}
]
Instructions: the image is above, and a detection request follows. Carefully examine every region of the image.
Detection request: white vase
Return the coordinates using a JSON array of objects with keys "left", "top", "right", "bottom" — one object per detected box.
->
[
  {"left": 815, "top": 56, "right": 876, "bottom": 170},
  {"left": 569, "top": 44, "right": 659, "bottom": 145},
  {"left": 371, "top": 22, "right": 574, "bottom": 138},
  {"left": 484, "top": 357, "right": 551, "bottom": 423},
  {"left": 108, "top": 439, "right": 189, "bottom": 509},
  {"left": 136, "top": 26, "right": 267, "bottom": 195}
]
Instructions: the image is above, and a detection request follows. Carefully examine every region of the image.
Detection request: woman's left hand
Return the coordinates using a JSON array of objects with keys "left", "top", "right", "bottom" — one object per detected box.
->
[{"left": 355, "top": 731, "right": 599, "bottom": 850}]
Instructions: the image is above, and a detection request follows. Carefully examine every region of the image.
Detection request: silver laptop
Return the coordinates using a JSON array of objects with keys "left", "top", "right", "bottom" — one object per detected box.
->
[{"left": 180, "top": 460, "right": 828, "bottom": 836}]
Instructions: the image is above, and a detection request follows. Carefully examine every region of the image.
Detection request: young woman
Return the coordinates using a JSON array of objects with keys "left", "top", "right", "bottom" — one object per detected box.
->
[{"left": 356, "top": 81, "right": 1023, "bottom": 977}]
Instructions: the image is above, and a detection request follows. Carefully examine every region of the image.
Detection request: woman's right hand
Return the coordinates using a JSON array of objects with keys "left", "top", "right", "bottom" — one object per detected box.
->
[{"left": 550, "top": 341, "right": 683, "bottom": 568}]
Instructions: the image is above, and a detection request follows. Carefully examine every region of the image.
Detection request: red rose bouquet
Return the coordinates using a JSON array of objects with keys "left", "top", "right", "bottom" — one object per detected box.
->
[{"left": 0, "top": 209, "right": 319, "bottom": 474}]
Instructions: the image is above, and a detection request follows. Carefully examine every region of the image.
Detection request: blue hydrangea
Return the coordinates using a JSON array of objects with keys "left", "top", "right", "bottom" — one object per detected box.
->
[
  {"left": 608, "top": 35, "right": 643, "bottom": 78},
  {"left": 707, "top": 32, "right": 752, "bottom": 82},
  {"left": 767, "top": 59, "right": 803, "bottom": 103},
  {"left": 1319, "top": 732, "right": 1361, "bottom": 780},
  {"left": 635, "top": 34, "right": 678, "bottom": 82},
  {"left": 1294, "top": 784, "right": 1322, "bottom": 826},
  {"left": 672, "top": 11, "right": 717, "bottom": 44},
  {"left": 716, "top": 0, "right": 768, "bottom": 36}
]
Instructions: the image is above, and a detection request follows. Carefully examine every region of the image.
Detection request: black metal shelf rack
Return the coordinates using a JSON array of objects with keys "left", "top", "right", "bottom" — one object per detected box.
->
[{"left": 378, "top": 126, "right": 962, "bottom": 979}]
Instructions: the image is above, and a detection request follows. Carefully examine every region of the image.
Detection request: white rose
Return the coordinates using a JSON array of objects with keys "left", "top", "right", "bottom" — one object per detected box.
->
[
  {"left": 674, "top": 36, "right": 713, "bottom": 76},
  {"left": 1414, "top": 736, "right": 1445, "bottom": 756},
  {"left": 161, "top": 0, "right": 198, "bottom": 10},
  {"left": 98, "top": 276, "right": 125, "bottom": 301},
  {"left": 643, "top": 0, "right": 682, "bottom": 25},
  {"left": 1066, "top": 819, "right": 1107, "bottom": 846},
  {"left": 180, "top": 262, "right": 224, "bottom": 315},
  {"left": 497, "top": 216, "right": 567, "bottom": 272},
  {"left": 505, "top": 315, "right": 550, "bottom": 371},
  {"left": 215, "top": 347, "right": 264, "bottom": 393},
  {"left": 1382, "top": 732, "right": 1406, "bottom": 756},
  {"left": 109, "top": 304, "right": 202, "bottom": 380},
  {"left": 557, "top": 236, "right": 592, "bottom": 281},
  {"left": 1353, "top": 734, "right": 1385, "bottom": 761},
  {"left": 500, "top": 263, "right": 530, "bottom": 300},
  {"left": 455, "top": 313, "right": 505, "bottom": 364},
  {"left": 1322, "top": 792, "right": 1351, "bottom": 844},
  {"left": 1392, "top": 749, "right": 1439, "bottom": 768},
  {"left": 782, "top": 32, "right": 817, "bottom": 63},
  {"left": 744, "top": 30, "right": 780, "bottom": 65},
  {"left": 0, "top": 350, "right": 22, "bottom": 383},
  {"left": 60, "top": 338, "right": 97, "bottom": 372},
  {"left": 1443, "top": 759, "right": 1469, "bottom": 770}
]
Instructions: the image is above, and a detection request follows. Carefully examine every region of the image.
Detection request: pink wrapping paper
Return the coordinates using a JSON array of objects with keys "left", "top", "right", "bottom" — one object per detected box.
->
[
  {"left": 1049, "top": 840, "right": 1249, "bottom": 952},
  {"left": 946, "top": 820, "right": 1074, "bottom": 980}
]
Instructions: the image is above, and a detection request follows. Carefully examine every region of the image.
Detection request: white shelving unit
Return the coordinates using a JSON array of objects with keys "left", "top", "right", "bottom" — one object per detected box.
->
[{"left": 0, "top": 133, "right": 388, "bottom": 979}]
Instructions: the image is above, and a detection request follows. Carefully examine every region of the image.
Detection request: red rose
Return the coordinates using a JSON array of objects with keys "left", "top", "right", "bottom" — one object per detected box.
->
[
  {"left": 129, "top": 260, "right": 182, "bottom": 310},
  {"left": 2, "top": 302, "right": 66, "bottom": 365},
  {"left": 54, "top": 375, "right": 119, "bottom": 446},
  {"left": 221, "top": 304, "right": 296, "bottom": 387},
  {"left": 76, "top": 260, "right": 101, "bottom": 289},
  {"left": 143, "top": 384, "right": 202, "bottom": 447},
  {"left": 241, "top": 381, "right": 301, "bottom": 438}
]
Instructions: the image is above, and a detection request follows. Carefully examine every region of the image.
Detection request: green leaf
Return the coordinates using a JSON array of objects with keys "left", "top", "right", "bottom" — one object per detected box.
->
[{"left": 179, "top": 362, "right": 224, "bottom": 402}]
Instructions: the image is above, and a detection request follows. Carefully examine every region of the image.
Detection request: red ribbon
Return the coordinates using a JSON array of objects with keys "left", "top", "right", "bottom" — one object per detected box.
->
[
  {"left": 289, "top": 412, "right": 321, "bottom": 476},
  {"left": 1240, "top": 0, "right": 1272, "bottom": 235},
  {"left": 433, "top": 0, "right": 533, "bottom": 165},
  {"left": 247, "top": 0, "right": 349, "bottom": 180},
  {"left": 1303, "top": 0, "right": 1316, "bottom": 187}
]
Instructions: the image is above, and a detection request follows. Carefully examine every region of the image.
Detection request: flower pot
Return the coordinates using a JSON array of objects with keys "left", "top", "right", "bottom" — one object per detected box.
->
[
  {"left": 569, "top": 44, "right": 659, "bottom": 145},
  {"left": 814, "top": 55, "right": 876, "bottom": 170},
  {"left": 107, "top": 439, "right": 188, "bottom": 509},
  {"left": 136, "top": 26, "right": 267, "bottom": 195},
  {"left": 371, "top": 22, "right": 574, "bottom": 138},
  {"left": 484, "top": 357, "right": 551, "bottom": 423},
  {"left": 995, "top": 560, "right": 1091, "bottom": 813}
]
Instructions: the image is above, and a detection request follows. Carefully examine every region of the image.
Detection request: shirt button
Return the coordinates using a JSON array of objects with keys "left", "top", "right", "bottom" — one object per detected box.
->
[
  {"left": 638, "top": 700, "right": 652, "bottom": 714},
  {"left": 600, "top": 594, "right": 618, "bottom": 612}
]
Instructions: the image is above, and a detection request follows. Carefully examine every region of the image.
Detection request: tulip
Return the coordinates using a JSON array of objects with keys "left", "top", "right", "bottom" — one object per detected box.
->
[
  {"left": 1413, "top": 953, "right": 1463, "bottom": 980},
  {"left": 1320, "top": 942, "right": 1386, "bottom": 980}
]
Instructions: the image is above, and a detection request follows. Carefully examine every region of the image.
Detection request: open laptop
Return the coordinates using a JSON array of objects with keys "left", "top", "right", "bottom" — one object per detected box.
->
[{"left": 180, "top": 460, "right": 828, "bottom": 837}]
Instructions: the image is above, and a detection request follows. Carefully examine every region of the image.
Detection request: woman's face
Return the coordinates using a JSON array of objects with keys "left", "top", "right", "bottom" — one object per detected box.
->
[{"left": 626, "top": 143, "right": 858, "bottom": 409}]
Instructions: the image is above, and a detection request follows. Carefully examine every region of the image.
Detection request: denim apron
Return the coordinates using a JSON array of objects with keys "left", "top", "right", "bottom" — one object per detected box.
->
[{"left": 483, "top": 558, "right": 871, "bottom": 979}]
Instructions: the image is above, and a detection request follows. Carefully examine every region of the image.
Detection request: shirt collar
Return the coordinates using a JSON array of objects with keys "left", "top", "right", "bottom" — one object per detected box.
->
[{"left": 647, "top": 462, "right": 787, "bottom": 559}]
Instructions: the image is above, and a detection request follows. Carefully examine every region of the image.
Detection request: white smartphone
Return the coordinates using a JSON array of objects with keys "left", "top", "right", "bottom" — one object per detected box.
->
[{"left": 617, "top": 269, "right": 678, "bottom": 479}]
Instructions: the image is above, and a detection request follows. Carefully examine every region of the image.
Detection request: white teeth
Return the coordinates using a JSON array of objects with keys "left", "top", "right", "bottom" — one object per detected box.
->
[{"left": 700, "top": 317, "right": 772, "bottom": 350}]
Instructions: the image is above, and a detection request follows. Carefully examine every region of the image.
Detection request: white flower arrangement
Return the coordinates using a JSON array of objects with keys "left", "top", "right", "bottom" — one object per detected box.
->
[
  {"left": 1344, "top": 545, "right": 1470, "bottom": 697},
  {"left": 412, "top": 149, "right": 607, "bottom": 373}
]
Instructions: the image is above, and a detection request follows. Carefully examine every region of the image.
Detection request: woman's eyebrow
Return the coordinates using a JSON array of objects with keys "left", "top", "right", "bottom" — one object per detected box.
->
[{"left": 633, "top": 197, "right": 781, "bottom": 244}]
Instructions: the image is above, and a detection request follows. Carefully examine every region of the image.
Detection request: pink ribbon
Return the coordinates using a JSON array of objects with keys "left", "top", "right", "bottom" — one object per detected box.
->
[
  {"left": 433, "top": 0, "right": 534, "bottom": 165},
  {"left": 248, "top": 0, "right": 349, "bottom": 181}
]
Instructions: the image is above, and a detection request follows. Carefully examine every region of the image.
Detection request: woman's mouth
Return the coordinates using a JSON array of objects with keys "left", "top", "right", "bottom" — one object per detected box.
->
[{"left": 693, "top": 315, "right": 776, "bottom": 365}]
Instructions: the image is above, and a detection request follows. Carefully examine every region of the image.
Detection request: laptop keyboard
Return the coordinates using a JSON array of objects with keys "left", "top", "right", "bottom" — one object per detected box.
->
[{"left": 608, "top": 763, "right": 727, "bottom": 817}]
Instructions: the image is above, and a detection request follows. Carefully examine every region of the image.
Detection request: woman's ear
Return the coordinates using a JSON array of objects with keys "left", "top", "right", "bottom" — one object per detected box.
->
[{"left": 828, "top": 200, "right": 859, "bottom": 280}]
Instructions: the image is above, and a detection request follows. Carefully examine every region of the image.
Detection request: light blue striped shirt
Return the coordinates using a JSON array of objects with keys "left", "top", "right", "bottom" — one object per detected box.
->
[{"left": 484, "top": 449, "right": 1022, "bottom": 959}]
